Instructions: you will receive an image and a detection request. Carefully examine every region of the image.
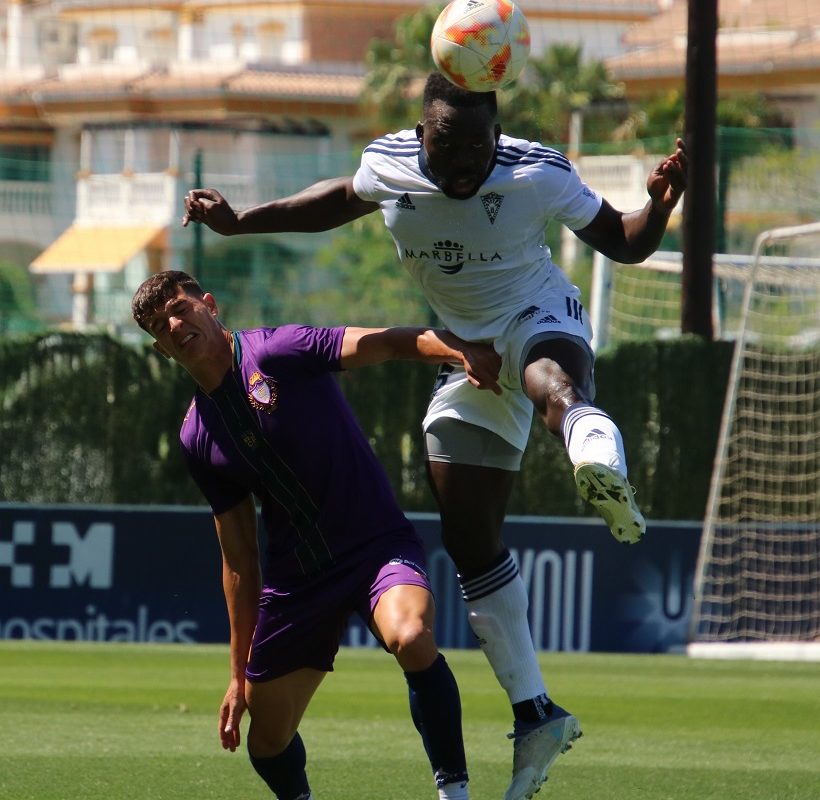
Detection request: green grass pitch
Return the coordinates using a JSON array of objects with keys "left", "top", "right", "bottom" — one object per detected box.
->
[{"left": 1, "top": 641, "right": 818, "bottom": 799}]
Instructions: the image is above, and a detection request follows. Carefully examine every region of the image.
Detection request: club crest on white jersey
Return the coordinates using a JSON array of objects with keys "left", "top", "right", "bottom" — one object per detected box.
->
[{"left": 481, "top": 191, "right": 504, "bottom": 224}]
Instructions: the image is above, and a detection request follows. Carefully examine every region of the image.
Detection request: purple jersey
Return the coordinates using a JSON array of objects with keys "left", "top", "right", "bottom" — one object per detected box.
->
[{"left": 180, "top": 325, "right": 417, "bottom": 586}]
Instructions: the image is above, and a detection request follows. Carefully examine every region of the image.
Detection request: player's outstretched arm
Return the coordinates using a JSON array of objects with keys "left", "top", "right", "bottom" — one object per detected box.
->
[
  {"left": 213, "top": 495, "right": 261, "bottom": 753},
  {"left": 340, "top": 326, "right": 502, "bottom": 395},
  {"left": 575, "top": 138, "right": 688, "bottom": 264},
  {"left": 182, "top": 177, "right": 379, "bottom": 235}
]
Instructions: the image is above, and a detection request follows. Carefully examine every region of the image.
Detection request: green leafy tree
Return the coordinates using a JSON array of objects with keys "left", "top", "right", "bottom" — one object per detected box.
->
[
  {"left": 503, "top": 43, "right": 624, "bottom": 144},
  {"left": 612, "top": 89, "right": 687, "bottom": 149},
  {"left": 613, "top": 89, "right": 788, "bottom": 147},
  {"left": 307, "top": 214, "right": 432, "bottom": 327},
  {"left": 713, "top": 95, "right": 791, "bottom": 251},
  {"left": 196, "top": 237, "right": 306, "bottom": 328},
  {"left": 611, "top": 89, "right": 794, "bottom": 249},
  {"left": 361, "top": 8, "right": 624, "bottom": 145},
  {"left": 0, "top": 259, "right": 41, "bottom": 334},
  {"left": 360, "top": 4, "right": 442, "bottom": 131}
]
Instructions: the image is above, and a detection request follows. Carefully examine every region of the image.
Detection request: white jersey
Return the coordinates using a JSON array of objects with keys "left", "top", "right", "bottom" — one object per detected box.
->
[{"left": 352, "top": 130, "right": 602, "bottom": 342}]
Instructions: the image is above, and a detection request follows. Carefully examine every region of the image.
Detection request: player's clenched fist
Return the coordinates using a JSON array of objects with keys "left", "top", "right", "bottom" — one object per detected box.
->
[
  {"left": 182, "top": 188, "right": 240, "bottom": 235},
  {"left": 647, "top": 137, "right": 688, "bottom": 212}
]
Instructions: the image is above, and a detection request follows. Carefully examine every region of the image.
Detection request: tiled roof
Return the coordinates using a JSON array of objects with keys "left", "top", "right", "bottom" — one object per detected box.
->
[
  {"left": 11, "top": 64, "right": 365, "bottom": 105},
  {"left": 621, "top": 0, "right": 819, "bottom": 46},
  {"left": 227, "top": 69, "right": 362, "bottom": 100},
  {"left": 608, "top": 32, "right": 820, "bottom": 79},
  {"left": 610, "top": 0, "right": 820, "bottom": 81}
]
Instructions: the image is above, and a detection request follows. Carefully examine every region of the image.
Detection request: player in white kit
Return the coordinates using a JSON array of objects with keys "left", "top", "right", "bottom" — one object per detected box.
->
[{"left": 182, "top": 72, "right": 688, "bottom": 800}]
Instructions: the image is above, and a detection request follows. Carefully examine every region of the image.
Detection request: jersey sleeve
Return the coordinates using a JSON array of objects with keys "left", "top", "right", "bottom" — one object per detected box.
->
[
  {"left": 352, "top": 148, "right": 380, "bottom": 202},
  {"left": 550, "top": 162, "right": 603, "bottom": 231},
  {"left": 351, "top": 130, "right": 420, "bottom": 202},
  {"left": 267, "top": 324, "right": 346, "bottom": 372}
]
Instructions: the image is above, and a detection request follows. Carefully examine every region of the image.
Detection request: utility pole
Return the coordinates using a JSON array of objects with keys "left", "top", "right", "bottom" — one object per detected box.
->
[
  {"left": 192, "top": 149, "right": 204, "bottom": 277},
  {"left": 681, "top": 0, "right": 717, "bottom": 338}
]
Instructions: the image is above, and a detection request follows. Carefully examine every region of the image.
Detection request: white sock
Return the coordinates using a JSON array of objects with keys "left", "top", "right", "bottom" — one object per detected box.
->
[
  {"left": 438, "top": 779, "right": 469, "bottom": 800},
  {"left": 562, "top": 402, "right": 627, "bottom": 477},
  {"left": 459, "top": 553, "right": 547, "bottom": 704}
]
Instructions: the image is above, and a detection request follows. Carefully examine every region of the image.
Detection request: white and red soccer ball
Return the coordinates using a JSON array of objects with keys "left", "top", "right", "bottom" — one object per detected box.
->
[{"left": 431, "top": 0, "right": 531, "bottom": 92}]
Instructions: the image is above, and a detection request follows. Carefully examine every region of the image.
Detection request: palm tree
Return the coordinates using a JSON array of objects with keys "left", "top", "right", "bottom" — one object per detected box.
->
[
  {"left": 504, "top": 43, "right": 624, "bottom": 144},
  {"left": 360, "top": 9, "right": 624, "bottom": 147},
  {"left": 360, "top": 5, "right": 442, "bottom": 132}
]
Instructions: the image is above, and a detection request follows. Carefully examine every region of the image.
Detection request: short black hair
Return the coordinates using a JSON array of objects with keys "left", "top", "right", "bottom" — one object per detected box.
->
[
  {"left": 132, "top": 270, "right": 204, "bottom": 330},
  {"left": 422, "top": 72, "right": 498, "bottom": 117}
]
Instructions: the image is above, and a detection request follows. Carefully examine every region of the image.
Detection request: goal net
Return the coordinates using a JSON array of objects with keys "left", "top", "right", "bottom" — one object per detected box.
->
[
  {"left": 686, "top": 221, "right": 820, "bottom": 660},
  {"left": 589, "top": 249, "right": 769, "bottom": 349}
]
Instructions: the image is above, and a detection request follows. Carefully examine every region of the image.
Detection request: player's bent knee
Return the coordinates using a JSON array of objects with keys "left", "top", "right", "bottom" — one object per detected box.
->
[
  {"left": 247, "top": 722, "right": 297, "bottom": 759},
  {"left": 388, "top": 616, "right": 429, "bottom": 651},
  {"left": 386, "top": 620, "right": 437, "bottom": 670}
]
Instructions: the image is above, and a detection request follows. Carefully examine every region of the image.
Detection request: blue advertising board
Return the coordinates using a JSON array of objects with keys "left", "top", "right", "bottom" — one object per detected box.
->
[{"left": 0, "top": 504, "right": 700, "bottom": 653}]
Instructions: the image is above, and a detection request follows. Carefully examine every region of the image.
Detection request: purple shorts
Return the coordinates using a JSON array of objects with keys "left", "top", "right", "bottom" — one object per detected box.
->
[{"left": 245, "top": 532, "right": 431, "bottom": 682}]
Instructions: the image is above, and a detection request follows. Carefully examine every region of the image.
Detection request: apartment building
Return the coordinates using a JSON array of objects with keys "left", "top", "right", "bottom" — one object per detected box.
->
[
  {"left": 606, "top": 0, "right": 820, "bottom": 141},
  {"left": 0, "top": 0, "right": 815, "bottom": 329}
]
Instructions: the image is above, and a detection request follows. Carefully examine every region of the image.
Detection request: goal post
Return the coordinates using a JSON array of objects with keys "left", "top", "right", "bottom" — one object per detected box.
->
[{"left": 686, "top": 221, "right": 820, "bottom": 661}]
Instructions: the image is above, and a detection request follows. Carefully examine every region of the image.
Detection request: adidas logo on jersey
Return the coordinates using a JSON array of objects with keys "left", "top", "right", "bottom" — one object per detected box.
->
[
  {"left": 395, "top": 192, "right": 415, "bottom": 210},
  {"left": 536, "top": 314, "right": 561, "bottom": 324}
]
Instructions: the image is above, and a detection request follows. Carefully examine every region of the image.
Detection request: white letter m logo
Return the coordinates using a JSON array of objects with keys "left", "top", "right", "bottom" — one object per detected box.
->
[{"left": 50, "top": 523, "right": 114, "bottom": 589}]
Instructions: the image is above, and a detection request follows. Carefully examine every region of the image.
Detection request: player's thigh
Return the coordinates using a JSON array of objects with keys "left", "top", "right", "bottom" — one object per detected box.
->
[
  {"left": 522, "top": 333, "right": 596, "bottom": 424},
  {"left": 371, "top": 583, "right": 438, "bottom": 672},
  {"left": 425, "top": 458, "right": 516, "bottom": 572},
  {"left": 246, "top": 667, "right": 326, "bottom": 756}
]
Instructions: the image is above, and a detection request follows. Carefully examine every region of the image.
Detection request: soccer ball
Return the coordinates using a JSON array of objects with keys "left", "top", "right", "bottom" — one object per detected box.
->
[{"left": 430, "top": 0, "right": 531, "bottom": 92}]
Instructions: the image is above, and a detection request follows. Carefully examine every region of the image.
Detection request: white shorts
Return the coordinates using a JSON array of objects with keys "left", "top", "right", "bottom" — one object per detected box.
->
[
  {"left": 423, "top": 273, "right": 596, "bottom": 453},
  {"left": 425, "top": 417, "right": 524, "bottom": 471}
]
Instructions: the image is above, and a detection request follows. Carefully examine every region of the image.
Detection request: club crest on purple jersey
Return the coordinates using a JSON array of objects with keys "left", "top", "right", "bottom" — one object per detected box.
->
[{"left": 247, "top": 370, "right": 279, "bottom": 413}]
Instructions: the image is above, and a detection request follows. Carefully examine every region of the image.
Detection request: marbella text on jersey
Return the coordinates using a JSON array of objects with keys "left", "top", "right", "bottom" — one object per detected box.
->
[{"left": 403, "top": 244, "right": 503, "bottom": 266}]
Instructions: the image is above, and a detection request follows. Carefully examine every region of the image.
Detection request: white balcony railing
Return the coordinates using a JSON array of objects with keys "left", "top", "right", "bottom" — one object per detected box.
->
[
  {"left": 0, "top": 180, "right": 63, "bottom": 247},
  {"left": 76, "top": 172, "right": 177, "bottom": 224},
  {"left": 0, "top": 180, "right": 52, "bottom": 215}
]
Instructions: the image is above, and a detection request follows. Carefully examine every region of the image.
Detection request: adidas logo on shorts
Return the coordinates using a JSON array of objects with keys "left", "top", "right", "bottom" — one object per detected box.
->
[{"left": 395, "top": 193, "right": 415, "bottom": 210}]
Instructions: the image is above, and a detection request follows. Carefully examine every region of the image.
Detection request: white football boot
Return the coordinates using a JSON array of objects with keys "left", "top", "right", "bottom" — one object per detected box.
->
[
  {"left": 574, "top": 462, "right": 646, "bottom": 544},
  {"left": 504, "top": 704, "right": 582, "bottom": 800}
]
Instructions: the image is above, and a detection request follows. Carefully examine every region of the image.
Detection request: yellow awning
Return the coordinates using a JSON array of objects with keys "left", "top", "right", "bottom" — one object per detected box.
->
[{"left": 30, "top": 225, "right": 166, "bottom": 274}]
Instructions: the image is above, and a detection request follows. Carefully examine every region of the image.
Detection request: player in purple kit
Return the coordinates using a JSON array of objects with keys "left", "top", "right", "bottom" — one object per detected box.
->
[
  {"left": 131, "top": 270, "right": 503, "bottom": 800},
  {"left": 183, "top": 78, "right": 688, "bottom": 800},
  {"left": 182, "top": 72, "right": 687, "bottom": 800}
]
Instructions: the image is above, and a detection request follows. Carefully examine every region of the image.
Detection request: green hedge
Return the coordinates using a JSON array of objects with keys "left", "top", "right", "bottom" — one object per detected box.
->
[{"left": 0, "top": 333, "right": 733, "bottom": 519}]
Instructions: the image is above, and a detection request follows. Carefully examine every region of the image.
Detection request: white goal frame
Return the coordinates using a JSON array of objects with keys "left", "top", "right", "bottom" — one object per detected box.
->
[{"left": 687, "top": 221, "right": 820, "bottom": 661}]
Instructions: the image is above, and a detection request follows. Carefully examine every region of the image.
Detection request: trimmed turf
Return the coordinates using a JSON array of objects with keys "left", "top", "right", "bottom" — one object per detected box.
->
[{"left": 1, "top": 641, "right": 818, "bottom": 799}]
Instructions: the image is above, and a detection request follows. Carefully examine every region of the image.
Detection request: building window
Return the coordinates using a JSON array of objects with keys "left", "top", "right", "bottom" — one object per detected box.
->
[
  {"left": 37, "top": 19, "right": 79, "bottom": 65},
  {"left": 258, "top": 21, "right": 285, "bottom": 61},
  {"left": 231, "top": 23, "right": 245, "bottom": 58},
  {"left": 0, "top": 145, "right": 51, "bottom": 182},
  {"left": 142, "top": 27, "right": 174, "bottom": 62},
  {"left": 88, "top": 27, "right": 117, "bottom": 63}
]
